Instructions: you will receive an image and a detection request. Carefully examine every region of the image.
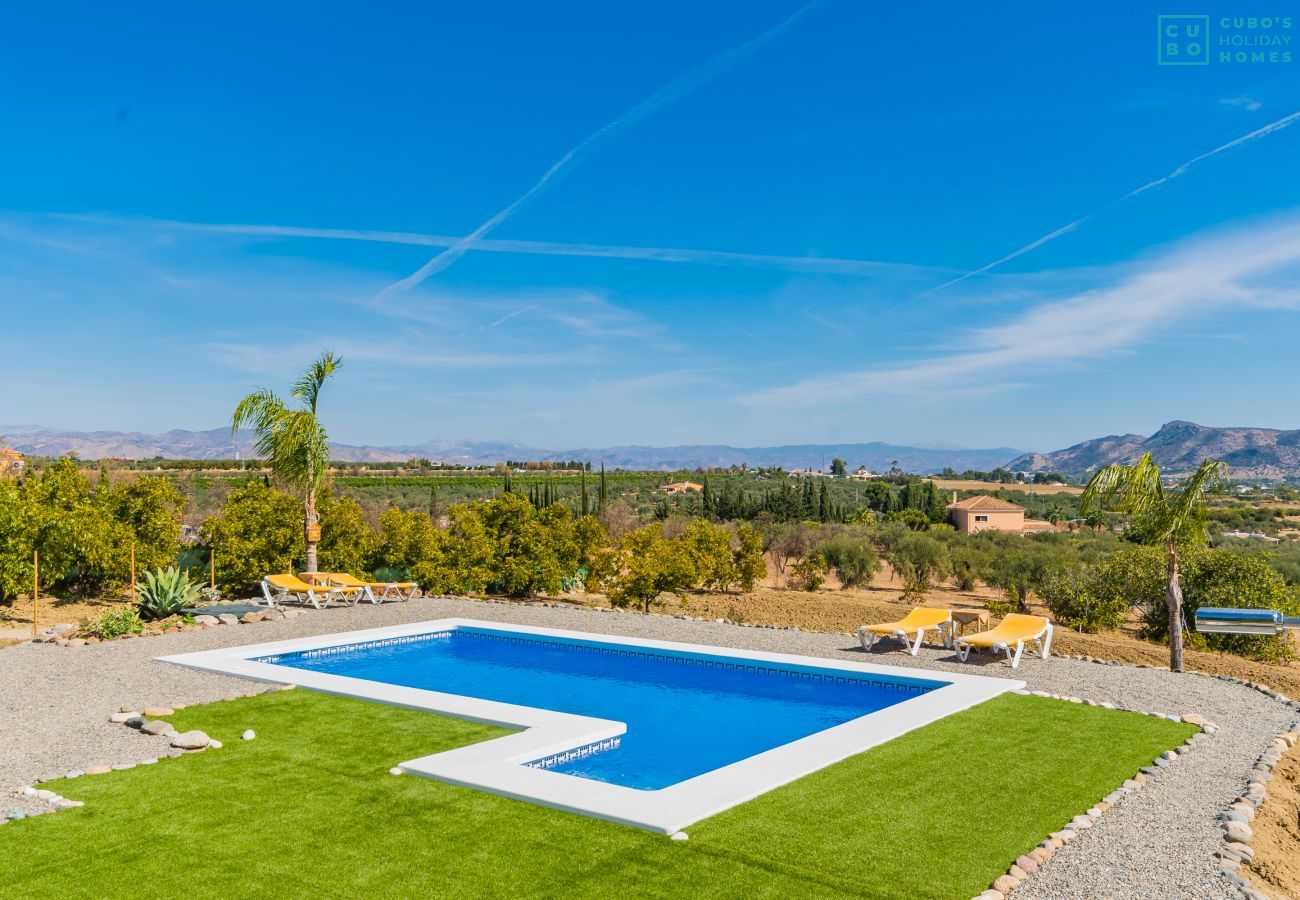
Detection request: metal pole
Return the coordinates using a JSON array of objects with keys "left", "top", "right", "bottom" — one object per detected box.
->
[
  {"left": 210, "top": 549, "right": 216, "bottom": 589},
  {"left": 130, "top": 542, "right": 136, "bottom": 602},
  {"left": 32, "top": 550, "right": 38, "bottom": 637}
]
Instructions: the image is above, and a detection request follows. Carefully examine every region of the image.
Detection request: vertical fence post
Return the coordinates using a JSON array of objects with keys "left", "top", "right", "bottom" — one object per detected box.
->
[
  {"left": 210, "top": 548, "right": 216, "bottom": 590},
  {"left": 130, "top": 542, "right": 137, "bottom": 603},
  {"left": 32, "top": 550, "right": 39, "bottom": 638}
]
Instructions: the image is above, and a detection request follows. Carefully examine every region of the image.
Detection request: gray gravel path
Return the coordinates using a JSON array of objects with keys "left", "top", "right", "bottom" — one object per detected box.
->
[{"left": 3, "top": 596, "right": 1296, "bottom": 898}]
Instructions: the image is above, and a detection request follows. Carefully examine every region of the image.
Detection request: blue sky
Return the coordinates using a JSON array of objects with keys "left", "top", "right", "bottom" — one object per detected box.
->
[{"left": 2, "top": 1, "right": 1298, "bottom": 452}]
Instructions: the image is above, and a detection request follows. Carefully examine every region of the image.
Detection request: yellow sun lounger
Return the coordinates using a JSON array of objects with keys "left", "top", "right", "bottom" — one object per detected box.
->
[
  {"left": 260, "top": 574, "right": 362, "bottom": 610},
  {"left": 857, "top": 608, "right": 952, "bottom": 655},
  {"left": 954, "top": 613, "right": 1053, "bottom": 669},
  {"left": 320, "top": 572, "right": 420, "bottom": 604}
]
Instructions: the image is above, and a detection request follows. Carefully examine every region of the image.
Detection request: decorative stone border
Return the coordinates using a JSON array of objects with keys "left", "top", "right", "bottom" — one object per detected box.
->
[
  {"left": 970, "top": 689, "right": 1211, "bottom": 899},
  {"left": 29, "top": 606, "right": 306, "bottom": 647},
  {"left": 1214, "top": 725, "right": 1300, "bottom": 900},
  {"left": 3, "top": 685, "right": 294, "bottom": 824}
]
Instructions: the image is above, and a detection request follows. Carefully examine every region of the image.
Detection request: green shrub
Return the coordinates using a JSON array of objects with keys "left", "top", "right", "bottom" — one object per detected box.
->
[
  {"left": 816, "top": 537, "right": 880, "bottom": 588},
  {"left": 731, "top": 522, "right": 766, "bottom": 593},
  {"left": 84, "top": 606, "right": 144, "bottom": 639},
  {"left": 985, "top": 597, "right": 1016, "bottom": 619},
  {"left": 137, "top": 566, "right": 202, "bottom": 621},
  {"left": 607, "top": 525, "right": 696, "bottom": 613},
  {"left": 1041, "top": 570, "right": 1130, "bottom": 633},
  {"left": 789, "top": 553, "right": 829, "bottom": 592},
  {"left": 886, "top": 533, "right": 950, "bottom": 599},
  {"left": 316, "top": 488, "right": 375, "bottom": 576},
  {"left": 199, "top": 480, "right": 302, "bottom": 594}
]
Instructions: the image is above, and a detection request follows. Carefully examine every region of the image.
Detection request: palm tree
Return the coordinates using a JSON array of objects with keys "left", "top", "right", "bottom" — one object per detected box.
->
[
  {"left": 1080, "top": 453, "right": 1226, "bottom": 672},
  {"left": 231, "top": 352, "right": 341, "bottom": 573}
]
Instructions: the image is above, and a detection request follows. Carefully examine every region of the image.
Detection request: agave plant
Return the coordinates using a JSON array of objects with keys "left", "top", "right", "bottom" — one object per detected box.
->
[{"left": 137, "top": 566, "right": 202, "bottom": 621}]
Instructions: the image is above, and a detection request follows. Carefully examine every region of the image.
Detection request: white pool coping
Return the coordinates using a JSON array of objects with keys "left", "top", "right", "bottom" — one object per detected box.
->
[{"left": 159, "top": 618, "right": 1022, "bottom": 834}]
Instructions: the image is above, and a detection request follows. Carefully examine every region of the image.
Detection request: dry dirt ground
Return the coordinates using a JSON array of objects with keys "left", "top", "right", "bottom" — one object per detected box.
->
[
  {"left": 1246, "top": 742, "right": 1300, "bottom": 899},
  {"left": 928, "top": 478, "right": 1084, "bottom": 495}
]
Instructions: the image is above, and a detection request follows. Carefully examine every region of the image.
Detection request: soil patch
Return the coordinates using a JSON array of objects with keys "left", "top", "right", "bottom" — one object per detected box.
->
[{"left": 1246, "top": 742, "right": 1300, "bottom": 899}]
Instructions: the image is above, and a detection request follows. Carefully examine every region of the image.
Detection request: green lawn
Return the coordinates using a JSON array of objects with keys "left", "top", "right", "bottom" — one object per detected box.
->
[{"left": 0, "top": 690, "right": 1193, "bottom": 899}]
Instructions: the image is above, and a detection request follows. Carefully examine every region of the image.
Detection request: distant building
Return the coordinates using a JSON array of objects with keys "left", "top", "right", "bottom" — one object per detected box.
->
[
  {"left": 1221, "top": 530, "right": 1281, "bottom": 544},
  {"left": 661, "top": 481, "right": 704, "bottom": 494},
  {"left": 948, "top": 494, "right": 1032, "bottom": 534},
  {"left": 788, "top": 468, "right": 831, "bottom": 478},
  {"left": 0, "top": 447, "right": 23, "bottom": 478},
  {"left": 846, "top": 467, "right": 877, "bottom": 480}
]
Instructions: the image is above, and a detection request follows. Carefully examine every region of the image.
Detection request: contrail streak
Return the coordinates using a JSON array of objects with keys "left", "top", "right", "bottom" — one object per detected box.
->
[
  {"left": 921, "top": 109, "right": 1300, "bottom": 298},
  {"left": 1121, "top": 109, "right": 1300, "bottom": 200},
  {"left": 63, "top": 211, "right": 940, "bottom": 277},
  {"left": 374, "top": 1, "right": 823, "bottom": 301}
]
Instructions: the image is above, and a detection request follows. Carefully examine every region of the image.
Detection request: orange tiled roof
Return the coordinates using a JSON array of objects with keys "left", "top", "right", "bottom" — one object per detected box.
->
[{"left": 947, "top": 495, "right": 1024, "bottom": 512}]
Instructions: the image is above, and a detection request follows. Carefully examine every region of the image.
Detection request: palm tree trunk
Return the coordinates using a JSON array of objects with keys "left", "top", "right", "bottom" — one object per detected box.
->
[
  {"left": 304, "top": 490, "right": 319, "bottom": 573},
  {"left": 1165, "top": 535, "right": 1184, "bottom": 673}
]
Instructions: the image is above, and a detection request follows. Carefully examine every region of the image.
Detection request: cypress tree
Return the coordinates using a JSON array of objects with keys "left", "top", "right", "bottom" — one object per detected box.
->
[
  {"left": 580, "top": 467, "right": 588, "bottom": 515},
  {"left": 599, "top": 463, "right": 608, "bottom": 510},
  {"left": 818, "top": 479, "right": 829, "bottom": 521}
]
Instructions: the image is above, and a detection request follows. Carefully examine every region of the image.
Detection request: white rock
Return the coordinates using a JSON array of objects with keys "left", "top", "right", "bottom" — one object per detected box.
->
[
  {"left": 670, "top": 831, "right": 689, "bottom": 841},
  {"left": 241, "top": 729, "right": 256, "bottom": 741},
  {"left": 389, "top": 767, "right": 403, "bottom": 776},
  {"left": 170, "top": 730, "right": 211, "bottom": 751},
  {"left": 209, "top": 739, "right": 223, "bottom": 749},
  {"left": 1224, "top": 821, "right": 1253, "bottom": 843}
]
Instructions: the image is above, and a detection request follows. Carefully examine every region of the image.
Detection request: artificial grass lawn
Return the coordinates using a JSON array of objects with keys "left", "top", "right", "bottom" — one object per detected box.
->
[{"left": 0, "top": 690, "right": 1193, "bottom": 899}]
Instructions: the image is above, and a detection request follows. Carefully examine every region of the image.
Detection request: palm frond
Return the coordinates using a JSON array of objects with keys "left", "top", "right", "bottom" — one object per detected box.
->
[
  {"left": 1080, "top": 453, "right": 1164, "bottom": 517},
  {"left": 292, "top": 351, "right": 341, "bottom": 413},
  {"left": 1162, "top": 458, "right": 1228, "bottom": 541},
  {"left": 231, "top": 354, "right": 336, "bottom": 492}
]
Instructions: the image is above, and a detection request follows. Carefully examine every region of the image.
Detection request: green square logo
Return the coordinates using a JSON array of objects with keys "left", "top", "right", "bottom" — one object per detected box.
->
[{"left": 1158, "top": 15, "right": 1210, "bottom": 65}]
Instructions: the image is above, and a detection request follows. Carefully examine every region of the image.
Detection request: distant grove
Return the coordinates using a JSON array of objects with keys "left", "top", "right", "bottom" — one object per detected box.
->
[{"left": 2, "top": 457, "right": 1298, "bottom": 663}]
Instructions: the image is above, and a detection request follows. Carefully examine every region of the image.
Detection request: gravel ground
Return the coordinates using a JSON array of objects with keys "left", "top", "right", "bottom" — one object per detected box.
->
[{"left": 3, "top": 596, "right": 1297, "bottom": 898}]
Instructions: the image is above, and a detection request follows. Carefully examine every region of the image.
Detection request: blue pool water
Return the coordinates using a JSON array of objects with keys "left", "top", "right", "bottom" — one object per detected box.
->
[{"left": 259, "top": 627, "right": 946, "bottom": 790}]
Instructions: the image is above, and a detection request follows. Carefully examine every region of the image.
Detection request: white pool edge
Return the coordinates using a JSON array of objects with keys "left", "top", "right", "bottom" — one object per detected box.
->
[{"left": 158, "top": 618, "right": 1022, "bottom": 834}]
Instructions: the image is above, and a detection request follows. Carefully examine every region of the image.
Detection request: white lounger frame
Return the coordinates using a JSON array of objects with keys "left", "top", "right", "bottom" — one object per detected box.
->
[
  {"left": 954, "top": 622, "right": 1053, "bottom": 669},
  {"left": 259, "top": 579, "right": 360, "bottom": 610},
  {"left": 160, "top": 619, "right": 1021, "bottom": 834},
  {"left": 857, "top": 619, "right": 952, "bottom": 656}
]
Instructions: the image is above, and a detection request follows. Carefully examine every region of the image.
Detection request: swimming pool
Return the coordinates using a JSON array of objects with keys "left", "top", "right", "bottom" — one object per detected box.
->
[{"left": 162, "top": 619, "right": 1021, "bottom": 832}]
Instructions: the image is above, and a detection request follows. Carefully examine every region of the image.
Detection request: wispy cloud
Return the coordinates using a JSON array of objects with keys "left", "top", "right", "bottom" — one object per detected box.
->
[
  {"left": 746, "top": 215, "right": 1300, "bottom": 407},
  {"left": 58, "top": 213, "right": 936, "bottom": 278},
  {"left": 207, "top": 338, "right": 571, "bottom": 379},
  {"left": 922, "top": 109, "right": 1300, "bottom": 297},
  {"left": 374, "top": 1, "right": 824, "bottom": 300},
  {"left": 1221, "top": 95, "right": 1263, "bottom": 112}
]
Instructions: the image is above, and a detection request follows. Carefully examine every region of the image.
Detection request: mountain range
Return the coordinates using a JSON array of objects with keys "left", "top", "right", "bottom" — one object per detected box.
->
[
  {"left": 0, "top": 426, "right": 1023, "bottom": 474},
  {"left": 5, "top": 421, "right": 1297, "bottom": 479},
  {"left": 1008, "top": 421, "right": 1300, "bottom": 480}
]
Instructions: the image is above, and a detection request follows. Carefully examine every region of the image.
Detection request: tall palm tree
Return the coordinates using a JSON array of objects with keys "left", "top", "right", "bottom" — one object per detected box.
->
[
  {"left": 1080, "top": 453, "right": 1226, "bottom": 672},
  {"left": 231, "top": 352, "right": 341, "bottom": 573}
]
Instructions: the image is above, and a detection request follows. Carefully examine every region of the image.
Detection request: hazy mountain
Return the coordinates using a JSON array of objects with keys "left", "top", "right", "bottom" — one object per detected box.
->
[
  {"left": 0, "top": 427, "right": 1023, "bottom": 473},
  {"left": 1006, "top": 421, "right": 1300, "bottom": 480},
  {"left": 0, "top": 427, "right": 410, "bottom": 464}
]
